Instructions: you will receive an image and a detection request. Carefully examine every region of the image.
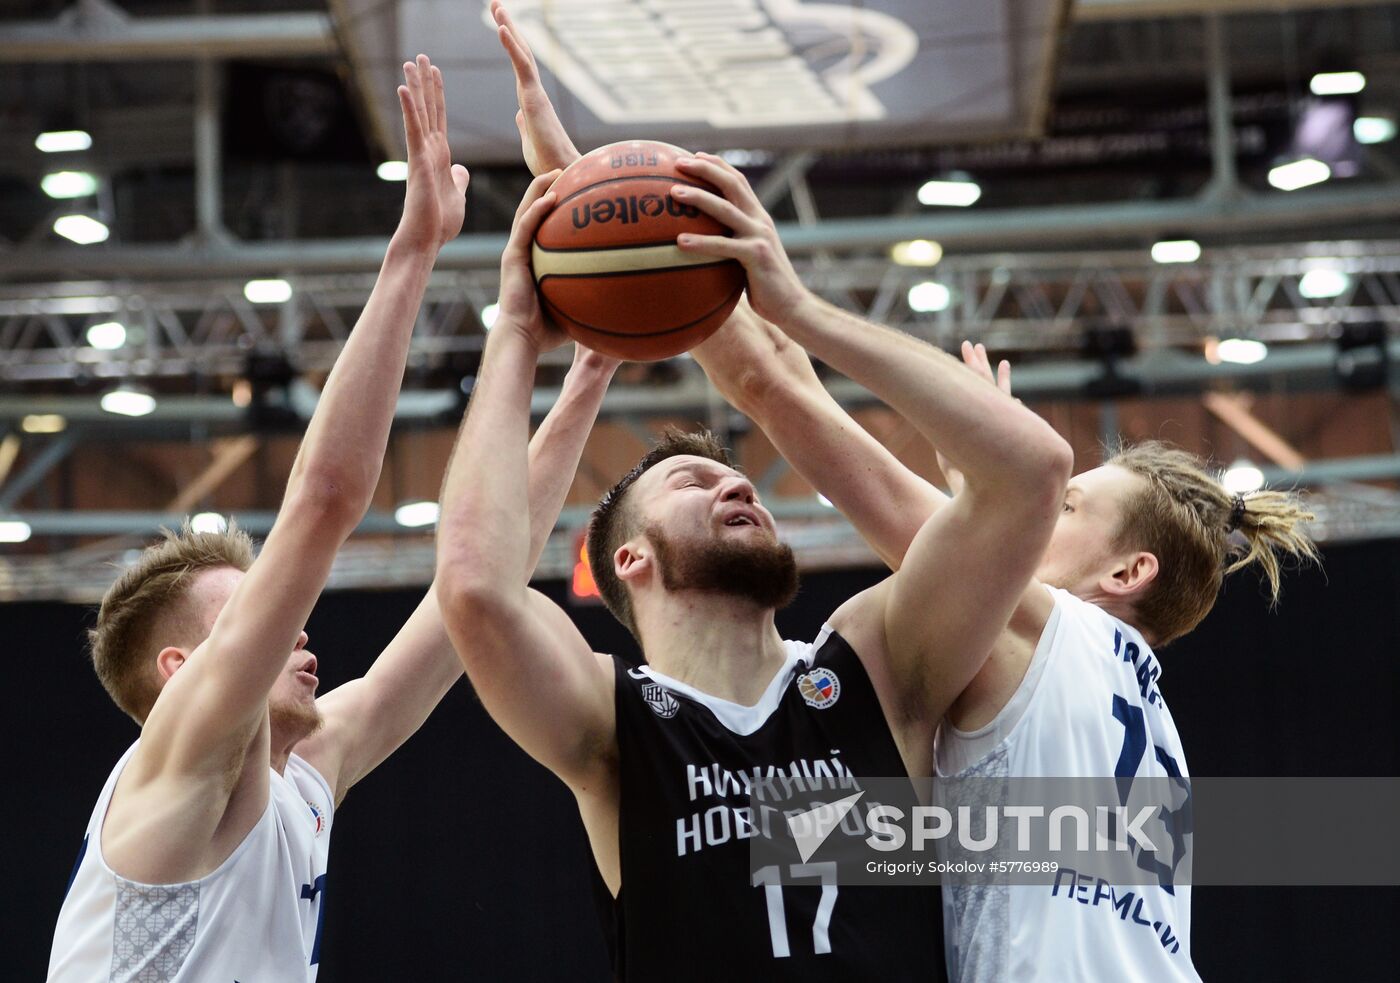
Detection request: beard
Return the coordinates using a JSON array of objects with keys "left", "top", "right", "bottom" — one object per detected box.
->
[
  {"left": 270, "top": 693, "right": 324, "bottom": 743},
  {"left": 646, "top": 522, "right": 799, "bottom": 610}
]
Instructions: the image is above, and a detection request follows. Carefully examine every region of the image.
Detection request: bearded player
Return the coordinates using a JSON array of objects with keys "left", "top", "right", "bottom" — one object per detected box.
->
[
  {"left": 434, "top": 129, "right": 1072, "bottom": 980},
  {"left": 488, "top": 9, "right": 1315, "bottom": 976},
  {"left": 47, "top": 56, "right": 617, "bottom": 981}
]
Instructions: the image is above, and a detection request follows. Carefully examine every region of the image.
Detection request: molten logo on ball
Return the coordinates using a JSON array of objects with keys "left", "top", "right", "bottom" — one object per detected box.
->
[{"left": 571, "top": 194, "right": 700, "bottom": 230}]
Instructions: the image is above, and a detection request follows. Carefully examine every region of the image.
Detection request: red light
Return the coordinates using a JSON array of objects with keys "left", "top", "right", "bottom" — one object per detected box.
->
[{"left": 571, "top": 538, "right": 600, "bottom": 600}]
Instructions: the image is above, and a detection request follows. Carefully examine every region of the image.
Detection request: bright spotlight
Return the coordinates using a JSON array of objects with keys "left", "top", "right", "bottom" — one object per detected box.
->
[
  {"left": 394, "top": 501, "right": 440, "bottom": 528},
  {"left": 1267, "top": 158, "right": 1331, "bottom": 191},
  {"left": 1298, "top": 269, "right": 1350, "bottom": 299},
  {"left": 41, "top": 171, "right": 98, "bottom": 199},
  {"left": 908, "top": 282, "right": 952, "bottom": 313},
  {"left": 190, "top": 512, "right": 228, "bottom": 535},
  {"left": 1222, "top": 461, "right": 1265, "bottom": 495},
  {"left": 0, "top": 520, "right": 32, "bottom": 544},
  {"left": 917, "top": 179, "right": 982, "bottom": 208},
  {"left": 1354, "top": 117, "right": 1397, "bottom": 145},
  {"left": 53, "top": 215, "right": 109, "bottom": 245},
  {"left": 377, "top": 161, "right": 409, "bottom": 181},
  {"left": 890, "top": 240, "right": 943, "bottom": 267},
  {"left": 1309, "top": 71, "right": 1366, "bottom": 96},
  {"left": 35, "top": 130, "right": 92, "bottom": 153},
  {"left": 100, "top": 387, "right": 157, "bottom": 417},
  {"left": 243, "top": 279, "right": 293, "bottom": 304},
  {"left": 1151, "top": 240, "right": 1202, "bottom": 264},
  {"left": 1216, "top": 339, "right": 1269, "bottom": 364},
  {"left": 86, "top": 321, "right": 126, "bottom": 350}
]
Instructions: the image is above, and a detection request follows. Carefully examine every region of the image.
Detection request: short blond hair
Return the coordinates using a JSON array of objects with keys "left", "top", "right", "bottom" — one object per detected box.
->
[
  {"left": 1108, "top": 442, "right": 1319, "bottom": 645},
  {"left": 90, "top": 523, "right": 254, "bottom": 723}
]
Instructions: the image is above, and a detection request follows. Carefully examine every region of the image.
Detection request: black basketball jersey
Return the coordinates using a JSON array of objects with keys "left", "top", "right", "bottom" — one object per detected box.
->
[{"left": 610, "top": 626, "right": 946, "bottom": 982}]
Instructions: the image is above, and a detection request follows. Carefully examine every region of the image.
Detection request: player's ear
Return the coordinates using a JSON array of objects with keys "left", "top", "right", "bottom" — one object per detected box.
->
[
  {"left": 155, "top": 645, "right": 188, "bottom": 682},
  {"left": 1100, "top": 551, "right": 1159, "bottom": 599},
  {"left": 614, "top": 539, "right": 651, "bottom": 586}
]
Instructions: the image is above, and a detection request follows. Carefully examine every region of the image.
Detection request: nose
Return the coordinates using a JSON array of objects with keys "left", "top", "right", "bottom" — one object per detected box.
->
[
  {"left": 295, "top": 631, "right": 309, "bottom": 651},
  {"left": 720, "top": 476, "right": 756, "bottom": 505}
]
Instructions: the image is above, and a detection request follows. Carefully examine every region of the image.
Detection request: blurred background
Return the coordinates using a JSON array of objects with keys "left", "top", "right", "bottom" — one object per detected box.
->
[{"left": 3, "top": 0, "right": 1399, "bottom": 978}]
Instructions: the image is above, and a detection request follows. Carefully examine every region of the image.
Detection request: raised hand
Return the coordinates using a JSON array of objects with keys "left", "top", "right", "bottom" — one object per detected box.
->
[
  {"left": 937, "top": 341, "right": 1013, "bottom": 493},
  {"left": 490, "top": 1, "right": 581, "bottom": 175},
  {"left": 669, "top": 153, "right": 811, "bottom": 327},
  {"left": 395, "top": 54, "right": 471, "bottom": 253},
  {"left": 494, "top": 169, "right": 572, "bottom": 353}
]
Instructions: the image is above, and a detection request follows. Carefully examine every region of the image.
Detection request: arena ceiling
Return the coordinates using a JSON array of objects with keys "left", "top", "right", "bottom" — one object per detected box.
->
[{"left": 4, "top": 0, "right": 1400, "bottom": 595}]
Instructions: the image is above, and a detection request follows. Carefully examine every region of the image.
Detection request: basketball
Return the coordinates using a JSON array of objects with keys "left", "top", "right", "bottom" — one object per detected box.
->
[{"left": 531, "top": 140, "right": 746, "bottom": 361}]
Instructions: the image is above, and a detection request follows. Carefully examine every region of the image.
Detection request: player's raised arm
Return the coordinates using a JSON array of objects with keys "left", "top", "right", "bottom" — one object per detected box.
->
[
  {"left": 299, "top": 343, "right": 619, "bottom": 804},
  {"left": 434, "top": 173, "right": 616, "bottom": 792},
  {"left": 674, "top": 153, "right": 1072, "bottom": 721},
  {"left": 490, "top": 0, "right": 581, "bottom": 174},
  {"left": 692, "top": 302, "right": 947, "bottom": 571},
  {"left": 133, "top": 56, "right": 470, "bottom": 786}
]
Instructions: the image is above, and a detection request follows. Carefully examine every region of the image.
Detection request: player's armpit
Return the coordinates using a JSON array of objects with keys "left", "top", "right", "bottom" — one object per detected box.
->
[{"left": 437, "top": 584, "right": 617, "bottom": 791}]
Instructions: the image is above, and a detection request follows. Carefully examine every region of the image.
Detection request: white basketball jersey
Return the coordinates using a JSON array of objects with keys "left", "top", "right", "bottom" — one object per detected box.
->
[
  {"left": 934, "top": 586, "right": 1201, "bottom": 983},
  {"left": 48, "top": 741, "right": 334, "bottom": 982}
]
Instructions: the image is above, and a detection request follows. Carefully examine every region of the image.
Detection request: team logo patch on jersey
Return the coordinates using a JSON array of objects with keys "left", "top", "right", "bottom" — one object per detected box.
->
[
  {"left": 306, "top": 800, "right": 326, "bottom": 836},
  {"left": 798, "top": 668, "right": 841, "bottom": 709},
  {"left": 641, "top": 681, "right": 680, "bottom": 719}
]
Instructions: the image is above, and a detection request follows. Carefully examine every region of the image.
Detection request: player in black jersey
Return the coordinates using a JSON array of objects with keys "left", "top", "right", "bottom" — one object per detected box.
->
[{"left": 431, "top": 67, "right": 1072, "bottom": 979}]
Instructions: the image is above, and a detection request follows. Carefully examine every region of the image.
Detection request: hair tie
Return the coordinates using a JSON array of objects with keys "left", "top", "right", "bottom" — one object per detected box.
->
[{"left": 1227, "top": 494, "right": 1247, "bottom": 532}]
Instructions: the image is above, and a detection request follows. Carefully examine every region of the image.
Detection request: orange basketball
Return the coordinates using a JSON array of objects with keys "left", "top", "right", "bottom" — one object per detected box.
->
[{"left": 531, "top": 140, "right": 746, "bottom": 361}]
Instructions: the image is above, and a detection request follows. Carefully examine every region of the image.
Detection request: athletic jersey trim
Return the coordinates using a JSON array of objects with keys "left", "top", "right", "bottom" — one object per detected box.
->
[
  {"left": 936, "top": 585, "right": 1064, "bottom": 776},
  {"left": 627, "top": 627, "right": 832, "bottom": 736},
  {"left": 93, "top": 744, "right": 332, "bottom": 890}
]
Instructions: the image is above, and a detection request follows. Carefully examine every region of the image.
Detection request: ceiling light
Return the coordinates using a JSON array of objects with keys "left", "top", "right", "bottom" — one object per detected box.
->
[
  {"left": 0, "top": 520, "right": 32, "bottom": 544},
  {"left": 20, "top": 414, "right": 66, "bottom": 434},
  {"left": 243, "top": 279, "right": 292, "bottom": 304},
  {"left": 37, "top": 296, "right": 117, "bottom": 316},
  {"left": 53, "top": 214, "right": 109, "bottom": 245},
  {"left": 41, "top": 171, "right": 98, "bottom": 199},
  {"left": 1310, "top": 71, "right": 1365, "bottom": 96},
  {"left": 190, "top": 512, "right": 228, "bottom": 535},
  {"left": 890, "top": 239, "right": 943, "bottom": 267},
  {"left": 1151, "top": 239, "right": 1201, "bottom": 264},
  {"left": 86, "top": 321, "right": 126, "bottom": 350},
  {"left": 1216, "top": 339, "right": 1268, "bottom": 364},
  {"left": 1298, "top": 268, "right": 1350, "bottom": 299},
  {"left": 100, "top": 386, "right": 156, "bottom": 417},
  {"left": 35, "top": 129, "right": 92, "bottom": 153},
  {"left": 917, "top": 178, "right": 982, "bottom": 207},
  {"left": 481, "top": 303, "right": 500, "bottom": 330},
  {"left": 377, "top": 161, "right": 408, "bottom": 181},
  {"left": 1267, "top": 158, "right": 1331, "bottom": 191},
  {"left": 394, "top": 500, "right": 440, "bottom": 528},
  {"left": 908, "top": 281, "right": 952, "bottom": 313},
  {"left": 1222, "top": 461, "right": 1265, "bottom": 495},
  {"left": 1354, "top": 117, "right": 1397, "bottom": 145}
]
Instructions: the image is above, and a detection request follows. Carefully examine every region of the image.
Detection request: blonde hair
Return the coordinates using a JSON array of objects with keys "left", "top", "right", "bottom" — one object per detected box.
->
[
  {"left": 89, "top": 522, "right": 254, "bottom": 723},
  {"left": 1108, "top": 441, "right": 1318, "bottom": 645}
]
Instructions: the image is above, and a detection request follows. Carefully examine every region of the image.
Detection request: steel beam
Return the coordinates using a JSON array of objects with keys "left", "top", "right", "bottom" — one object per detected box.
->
[
  {"left": 9, "top": 184, "right": 1400, "bottom": 279},
  {"left": 0, "top": 10, "right": 337, "bottom": 63}
]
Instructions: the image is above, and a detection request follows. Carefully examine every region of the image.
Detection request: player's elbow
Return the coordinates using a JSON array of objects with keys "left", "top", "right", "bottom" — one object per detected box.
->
[
  {"left": 435, "top": 562, "right": 521, "bottom": 625},
  {"left": 283, "top": 469, "right": 369, "bottom": 539}
]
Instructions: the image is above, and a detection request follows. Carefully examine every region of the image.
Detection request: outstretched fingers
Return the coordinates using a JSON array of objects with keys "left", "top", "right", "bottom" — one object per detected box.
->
[{"left": 431, "top": 63, "right": 446, "bottom": 135}]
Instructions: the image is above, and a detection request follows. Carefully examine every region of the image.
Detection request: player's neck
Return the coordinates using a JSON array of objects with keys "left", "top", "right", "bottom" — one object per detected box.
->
[{"left": 639, "top": 592, "right": 788, "bottom": 705}]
